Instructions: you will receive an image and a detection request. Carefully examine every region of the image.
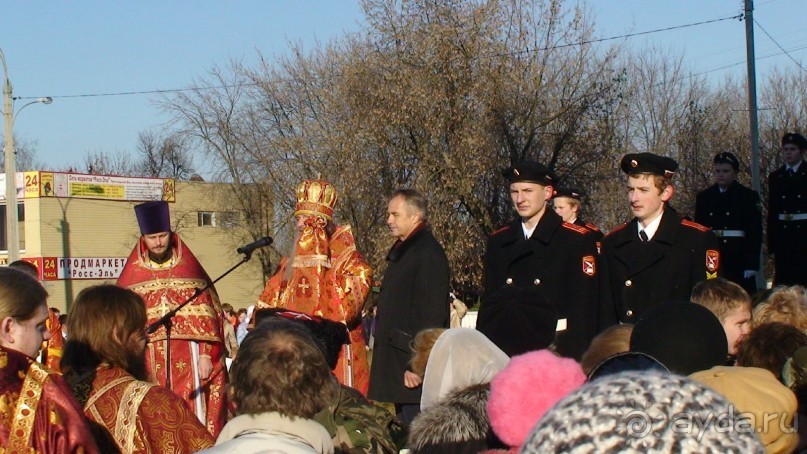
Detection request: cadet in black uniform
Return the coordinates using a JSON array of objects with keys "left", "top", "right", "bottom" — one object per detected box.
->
[
  {"left": 477, "top": 161, "right": 599, "bottom": 359},
  {"left": 695, "top": 152, "right": 762, "bottom": 295},
  {"left": 599, "top": 153, "right": 721, "bottom": 328},
  {"left": 552, "top": 187, "right": 604, "bottom": 243},
  {"left": 768, "top": 132, "right": 807, "bottom": 286}
]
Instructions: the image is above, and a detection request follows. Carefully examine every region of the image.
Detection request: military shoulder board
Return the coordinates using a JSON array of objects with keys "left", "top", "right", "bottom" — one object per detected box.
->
[
  {"left": 681, "top": 219, "right": 710, "bottom": 232},
  {"left": 585, "top": 223, "right": 601, "bottom": 232},
  {"left": 604, "top": 223, "right": 628, "bottom": 238},
  {"left": 490, "top": 226, "right": 511, "bottom": 237},
  {"left": 562, "top": 222, "right": 590, "bottom": 235}
]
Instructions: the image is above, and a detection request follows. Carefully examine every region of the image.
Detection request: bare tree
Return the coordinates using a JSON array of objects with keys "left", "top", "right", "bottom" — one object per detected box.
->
[
  {"left": 74, "top": 150, "right": 138, "bottom": 176},
  {"left": 2, "top": 136, "right": 43, "bottom": 171},
  {"left": 136, "top": 129, "right": 195, "bottom": 179}
]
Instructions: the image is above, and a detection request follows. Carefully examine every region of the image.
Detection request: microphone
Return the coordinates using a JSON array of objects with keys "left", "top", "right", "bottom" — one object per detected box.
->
[{"left": 237, "top": 237, "right": 273, "bottom": 255}]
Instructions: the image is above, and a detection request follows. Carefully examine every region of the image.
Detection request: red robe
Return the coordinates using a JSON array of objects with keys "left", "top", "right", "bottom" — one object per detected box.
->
[
  {"left": 44, "top": 308, "right": 64, "bottom": 371},
  {"left": 258, "top": 223, "right": 372, "bottom": 394},
  {"left": 80, "top": 365, "right": 215, "bottom": 453},
  {"left": 117, "top": 233, "right": 227, "bottom": 437},
  {"left": 0, "top": 345, "right": 99, "bottom": 453}
]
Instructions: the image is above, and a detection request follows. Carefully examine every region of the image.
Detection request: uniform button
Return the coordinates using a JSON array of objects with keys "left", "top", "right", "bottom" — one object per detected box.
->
[
  {"left": 725, "top": 212, "right": 730, "bottom": 216},
  {"left": 626, "top": 310, "right": 634, "bottom": 317},
  {"left": 625, "top": 280, "right": 632, "bottom": 287},
  {"left": 709, "top": 212, "right": 713, "bottom": 216},
  {"left": 533, "top": 278, "right": 541, "bottom": 285},
  {"left": 723, "top": 240, "right": 728, "bottom": 244},
  {"left": 505, "top": 278, "right": 513, "bottom": 285}
]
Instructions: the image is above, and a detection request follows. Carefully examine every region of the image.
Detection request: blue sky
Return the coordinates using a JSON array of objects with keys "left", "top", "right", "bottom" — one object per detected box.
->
[{"left": 2, "top": 0, "right": 804, "bottom": 178}]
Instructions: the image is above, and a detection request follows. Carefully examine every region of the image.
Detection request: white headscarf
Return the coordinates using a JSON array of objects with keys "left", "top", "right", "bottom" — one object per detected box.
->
[{"left": 420, "top": 328, "right": 510, "bottom": 410}]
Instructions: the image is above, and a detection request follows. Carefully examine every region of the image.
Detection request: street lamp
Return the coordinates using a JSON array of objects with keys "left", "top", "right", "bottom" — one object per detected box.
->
[{"left": 2, "top": 47, "right": 52, "bottom": 263}]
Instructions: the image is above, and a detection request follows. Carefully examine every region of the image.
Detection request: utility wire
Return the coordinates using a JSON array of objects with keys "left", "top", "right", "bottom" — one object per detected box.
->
[
  {"left": 14, "top": 13, "right": 744, "bottom": 101},
  {"left": 753, "top": 18, "right": 807, "bottom": 73}
]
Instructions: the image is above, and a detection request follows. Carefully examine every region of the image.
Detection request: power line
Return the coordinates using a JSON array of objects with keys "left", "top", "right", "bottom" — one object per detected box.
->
[
  {"left": 493, "top": 13, "right": 743, "bottom": 57},
  {"left": 753, "top": 18, "right": 807, "bottom": 72},
  {"left": 15, "top": 13, "right": 744, "bottom": 101}
]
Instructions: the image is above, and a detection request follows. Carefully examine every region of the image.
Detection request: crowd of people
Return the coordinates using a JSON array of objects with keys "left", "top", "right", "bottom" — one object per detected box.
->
[{"left": 0, "top": 131, "right": 805, "bottom": 453}]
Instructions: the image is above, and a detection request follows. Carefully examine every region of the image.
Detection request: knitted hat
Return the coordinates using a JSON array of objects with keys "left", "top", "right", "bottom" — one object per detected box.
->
[
  {"left": 520, "top": 370, "right": 765, "bottom": 453},
  {"left": 487, "top": 350, "right": 586, "bottom": 448},
  {"left": 690, "top": 366, "right": 798, "bottom": 454},
  {"left": 630, "top": 301, "right": 728, "bottom": 375}
]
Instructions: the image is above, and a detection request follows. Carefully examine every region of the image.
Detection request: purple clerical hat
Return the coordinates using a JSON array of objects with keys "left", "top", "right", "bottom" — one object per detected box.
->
[{"left": 134, "top": 201, "right": 171, "bottom": 235}]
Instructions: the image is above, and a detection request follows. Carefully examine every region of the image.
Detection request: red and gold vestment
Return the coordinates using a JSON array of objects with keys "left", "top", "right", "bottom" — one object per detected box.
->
[
  {"left": 258, "top": 223, "right": 372, "bottom": 394},
  {"left": 0, "top": 345, "right": 99, "bottom": 453},
  {"left": 78, "top": 365, "right": 214, "bottom": 453}
]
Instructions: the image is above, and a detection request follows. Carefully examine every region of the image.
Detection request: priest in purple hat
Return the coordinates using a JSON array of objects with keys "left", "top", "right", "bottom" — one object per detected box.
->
[{"left": 116, "top": 201, "right": 228, "bottom": 437}]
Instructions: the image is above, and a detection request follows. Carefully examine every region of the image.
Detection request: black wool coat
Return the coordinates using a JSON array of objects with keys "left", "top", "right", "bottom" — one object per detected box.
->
[
  {"left": 599, "top": 207, "right": 721, "bottom": 328},
  {"left": 368, "top": 225, "right": 450, "bottom": 404},
  {"left": 478, "top": 210, "right": 599, "bottom": 360},
  {"left": 767, "top": 161, "right": 807, "bottom": 286},
  {"left": 695, "top": 180, "right": 762, "bottom": 294}
]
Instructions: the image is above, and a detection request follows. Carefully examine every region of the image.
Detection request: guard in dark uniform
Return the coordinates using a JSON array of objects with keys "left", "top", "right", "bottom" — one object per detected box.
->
[
  {"left": 695, "top": 152, "right": 762, "bottom": 295},
  {"left": 477, "top": 161, "right": 599, "bottom": 359},
  {"left": 552, "top": 187, "right": 604, "bottom": 243},
  {"left": 768, "top": 132, "right": 807, "bottom": 286},
  {"left": 599, "top": 153, "right": 721, "bottom": 329}
]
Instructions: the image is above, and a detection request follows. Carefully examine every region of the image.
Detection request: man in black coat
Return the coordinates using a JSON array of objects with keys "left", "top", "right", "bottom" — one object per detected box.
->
[
  {"left": 768, "top": 132, "right": 807, "bottom": 286},
  {"left": 695, "top": 152, "right": 762, "bottom": 295},
  {"left": 477, "top": 162, "right": 599, "bottom": 360},
  {"left": 367, "top": 189, "right": 450, "bottom": 424},
  {"left": 599, "top": 153, "right": 721, "bottom": 328}
]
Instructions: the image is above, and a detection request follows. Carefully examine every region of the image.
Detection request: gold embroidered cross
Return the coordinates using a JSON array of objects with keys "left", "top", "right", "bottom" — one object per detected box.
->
[{"left": 159, "top": 295, "right": 170, "bottom": 316}]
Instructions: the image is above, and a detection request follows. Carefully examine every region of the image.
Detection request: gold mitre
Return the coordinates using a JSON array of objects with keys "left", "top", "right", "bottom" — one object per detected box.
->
[{"left": 294, "top": 179, "right": 338, "bottom": 221}]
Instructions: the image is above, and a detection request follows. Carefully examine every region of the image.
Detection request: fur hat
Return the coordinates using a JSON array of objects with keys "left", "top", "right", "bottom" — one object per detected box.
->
[
  {"left": 690, "top": 366, "right": 798, "bottom": 454},
  {"left": 408, "top": 383, "right": 503, "bottom": 453},
  {"left": 487, "top": 350, "right": 585, "bottom": 448},
  {"left": 520, "top": 370, "right": 765, "bottom": 453},
  {"left": 630, "top": 301, "right": 727, "bottom": 375}
]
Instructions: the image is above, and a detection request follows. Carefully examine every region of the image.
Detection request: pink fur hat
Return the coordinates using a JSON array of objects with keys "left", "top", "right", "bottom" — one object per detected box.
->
[{"left": 486, "top": 349, "right": 586, "bottom": 448}]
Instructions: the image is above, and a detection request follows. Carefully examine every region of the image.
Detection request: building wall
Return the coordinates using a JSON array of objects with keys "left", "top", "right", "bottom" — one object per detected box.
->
[{"left": 9, "top": 179, "right": 266, "bottom": 312}]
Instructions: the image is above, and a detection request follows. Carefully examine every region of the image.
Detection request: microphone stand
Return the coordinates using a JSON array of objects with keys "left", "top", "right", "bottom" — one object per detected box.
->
[{"left": 147, "top": 250, "right": 256, "bottom": 390}]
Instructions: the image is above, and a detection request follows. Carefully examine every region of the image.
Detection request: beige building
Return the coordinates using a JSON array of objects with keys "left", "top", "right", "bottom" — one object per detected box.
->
[{"left": 1, "top": 171, "right": 267, "bottom": 312}]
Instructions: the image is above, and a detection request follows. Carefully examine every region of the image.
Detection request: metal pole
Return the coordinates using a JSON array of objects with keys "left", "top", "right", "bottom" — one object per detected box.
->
[
  {"left": 1, "top": 48, "right": 19, "bottom": 263},
  {"left": 744, "top": 0, "right": 764, "bottom": 287}
]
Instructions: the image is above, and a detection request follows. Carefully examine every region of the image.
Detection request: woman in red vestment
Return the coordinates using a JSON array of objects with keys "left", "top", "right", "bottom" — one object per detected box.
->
[
  {"left": 62, "top": 285, "right": 215, "bottom": 453},
  {"left": 0, "top": 267, "right": 99, "bottom": 453}
]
